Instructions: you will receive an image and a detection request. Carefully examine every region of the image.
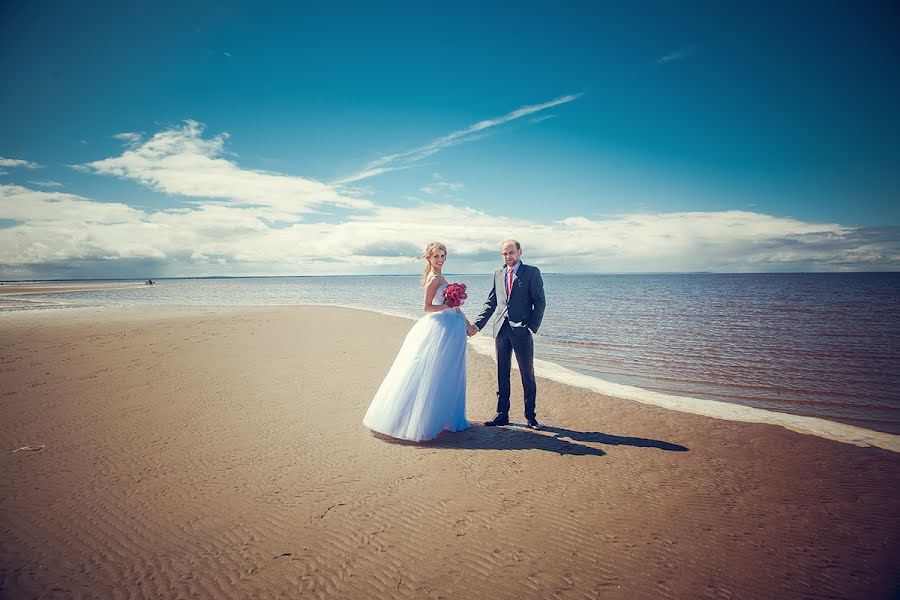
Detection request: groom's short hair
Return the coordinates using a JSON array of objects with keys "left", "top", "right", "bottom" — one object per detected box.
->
[{"left": 501, "top": 239, "right": 521, "bottom": 250}]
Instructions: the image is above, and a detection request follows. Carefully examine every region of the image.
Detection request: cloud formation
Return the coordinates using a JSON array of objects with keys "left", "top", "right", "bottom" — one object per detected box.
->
[
  {"left": 3, "top": 112, "right": 895, "bottom": 279},
  {"left": 2, "top": 183, "right": 896, "bottom": 278},
  {"left": 657, "top": 45, "right": 696, "bottom": 64},
  {"left": 28, "top": 180, "right": 63, "bottom": 188},
  {"left": 83, "top": 120, "right": 372, "bottom": 214},
  {"left": 0, "top": 157, "right": 41, "bottom": 169},
  {"left": 112, "top": 132, "right": 143, "bottom": 147},
  {"left": 335, "top": 94, "right": 582, "bottom": 184},
  {"left": 420, "top": 181, "right": 464, "bottom": 196}
]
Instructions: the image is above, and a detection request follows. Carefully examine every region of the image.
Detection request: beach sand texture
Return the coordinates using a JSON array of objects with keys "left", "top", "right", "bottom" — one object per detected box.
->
[{"left": 2, "top": 306, "right": 898, "bottom": 599}]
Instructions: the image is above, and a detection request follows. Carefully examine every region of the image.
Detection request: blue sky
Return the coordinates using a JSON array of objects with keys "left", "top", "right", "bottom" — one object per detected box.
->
[{"left": 1, "top": 1, "right": 898, "bottom": 278}]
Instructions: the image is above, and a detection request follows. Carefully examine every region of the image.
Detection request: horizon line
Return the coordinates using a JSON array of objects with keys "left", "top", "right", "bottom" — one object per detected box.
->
[{"left": 3, "top": 271, "right": 899, "bottom": 283}]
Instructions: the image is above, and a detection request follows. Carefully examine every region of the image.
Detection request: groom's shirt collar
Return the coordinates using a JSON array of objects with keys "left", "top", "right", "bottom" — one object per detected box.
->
[{"left": 506, "top": 261, "right": 522, "bottom": 275}]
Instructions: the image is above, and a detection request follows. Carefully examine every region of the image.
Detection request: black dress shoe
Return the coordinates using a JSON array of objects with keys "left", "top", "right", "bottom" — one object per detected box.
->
[
  {"left": 526, "top": 418, "right": 541, "bottom": 430},
  {"left": 484, "top": 413, "right": 509, "bottom": 426}
]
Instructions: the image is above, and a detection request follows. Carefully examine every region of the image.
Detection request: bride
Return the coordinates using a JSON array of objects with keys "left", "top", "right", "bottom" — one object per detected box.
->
[{"left": 363, "top": 242, "right": 472, "bottom": 442}]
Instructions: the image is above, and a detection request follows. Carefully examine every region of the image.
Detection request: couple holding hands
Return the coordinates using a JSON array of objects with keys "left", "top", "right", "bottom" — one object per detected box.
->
[{"left": 363, "top": 239, "right": 546, "bottom": 442}]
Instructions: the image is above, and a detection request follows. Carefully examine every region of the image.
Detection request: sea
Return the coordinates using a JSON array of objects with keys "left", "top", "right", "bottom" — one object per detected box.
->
[{"left": 2, "top": 273, "right": 899, "bottom": 438}]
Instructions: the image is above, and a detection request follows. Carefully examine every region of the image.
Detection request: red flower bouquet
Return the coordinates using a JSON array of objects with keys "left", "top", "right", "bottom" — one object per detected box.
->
[{"left": 443, "top": 283, "right": 468, "bottom": 308}]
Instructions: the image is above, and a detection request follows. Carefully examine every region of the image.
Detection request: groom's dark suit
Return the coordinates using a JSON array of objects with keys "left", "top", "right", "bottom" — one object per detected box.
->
[{"left": 474, "top": 262, "right": 546, "bottom": 420}]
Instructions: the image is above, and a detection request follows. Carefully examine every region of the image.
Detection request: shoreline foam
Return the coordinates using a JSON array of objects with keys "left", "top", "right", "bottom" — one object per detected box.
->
[{"left": 338, "top": 304, "right": 900, "bottom": 452}]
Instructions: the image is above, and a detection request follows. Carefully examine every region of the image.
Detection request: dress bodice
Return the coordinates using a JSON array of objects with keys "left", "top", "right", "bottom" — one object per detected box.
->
[{"left": 432, "top": 283, "right": 448, "bottom": 305}]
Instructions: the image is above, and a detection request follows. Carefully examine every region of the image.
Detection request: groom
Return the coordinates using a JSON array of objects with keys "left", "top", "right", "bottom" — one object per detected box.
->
[{"left": 468, "top": 239, "right": 546, "bottom": 429}]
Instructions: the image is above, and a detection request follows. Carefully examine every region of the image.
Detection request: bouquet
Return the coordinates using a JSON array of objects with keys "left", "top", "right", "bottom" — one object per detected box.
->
[{"left": 442, "top": 283, "right": 468, "bottom": 308}]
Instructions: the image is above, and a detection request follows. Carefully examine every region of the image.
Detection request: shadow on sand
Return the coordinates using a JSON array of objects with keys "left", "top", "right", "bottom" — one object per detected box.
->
[
  {"left": 373, "top": 423, "right": 688, "bottom": 457},
  {"left": 537, "top": 425, "right": 689, "bottom": 452}
]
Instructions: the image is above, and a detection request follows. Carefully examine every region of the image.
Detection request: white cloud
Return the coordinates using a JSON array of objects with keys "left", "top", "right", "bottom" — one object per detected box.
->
[
  {"left": 0, "top": 185, "right": 144, "bottom": 224},
  {"left": 338, "top": 93, "right": 583, "bottom": 184},
  {"left": 657, "top": 45, "right": 696, "bottom": 64},
  {"left": 420, "top": 181, "right": 464, "bottom": 195},
  {"left": 0, "top": 157, "right": 41, "bottom": 169},
  {"left": 332, "top": 166, "right": 401, "bottom": 186},
  {"left": 113, "top": 132, "right": 143, "bottom": 147},
  {"left": 2, "top": 182, "right": 896, "bottom": 277},
  {"left": 28, "top": 180, "right": 63, "bottom": 188},
  {"left": 658, "top": 50, "right": 686, "bottom": 63},
  {"left": 83, "top": 120, "right": 373, "bottom": 213}
]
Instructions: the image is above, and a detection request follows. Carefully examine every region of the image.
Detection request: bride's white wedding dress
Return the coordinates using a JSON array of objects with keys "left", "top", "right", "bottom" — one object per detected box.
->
[{"left": 363, "top": 282, "right": 470, "bottom": 442}]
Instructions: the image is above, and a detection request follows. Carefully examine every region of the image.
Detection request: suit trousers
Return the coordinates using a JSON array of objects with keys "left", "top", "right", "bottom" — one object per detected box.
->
[{"left": 495, "top": 320, "right": 537, "bottom": 419}]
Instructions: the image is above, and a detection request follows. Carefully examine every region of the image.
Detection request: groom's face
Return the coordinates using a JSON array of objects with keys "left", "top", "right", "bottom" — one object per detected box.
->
[{"left": 501, "top": 243, "right": 522, "bottom": 267}]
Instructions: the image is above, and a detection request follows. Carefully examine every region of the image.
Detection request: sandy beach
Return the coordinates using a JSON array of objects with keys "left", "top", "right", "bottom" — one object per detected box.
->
[{"left": 1, "top": 305, "right": 898, "bottom": 599}]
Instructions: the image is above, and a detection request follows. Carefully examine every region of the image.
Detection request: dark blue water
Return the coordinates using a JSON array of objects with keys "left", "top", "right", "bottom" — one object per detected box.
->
[
  {"left": 3, "top": 273, "right": 899, "bottom": 435},
  {"left": 538, "top": 273, "right": 900, "bottom": 436}
]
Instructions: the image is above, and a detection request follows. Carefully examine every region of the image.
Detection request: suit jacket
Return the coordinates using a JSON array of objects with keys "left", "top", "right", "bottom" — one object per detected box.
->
[{"left": 474, "top": 263, "right": 546, "bottom": 338}]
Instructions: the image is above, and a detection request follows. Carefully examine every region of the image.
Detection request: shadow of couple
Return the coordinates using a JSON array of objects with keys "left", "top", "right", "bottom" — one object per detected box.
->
[{"left": 380, "top": 423, "right": 689, "bottom": 457}]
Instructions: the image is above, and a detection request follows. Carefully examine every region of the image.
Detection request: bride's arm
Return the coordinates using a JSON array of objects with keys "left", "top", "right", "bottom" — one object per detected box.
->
[{"left": 422, "top": 277, "right": 450, "bottom": 313}]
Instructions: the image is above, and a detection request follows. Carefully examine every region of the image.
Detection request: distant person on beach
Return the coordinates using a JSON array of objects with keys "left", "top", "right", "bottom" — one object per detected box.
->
[
  {"left": 146, "top": 279, "right": 154, "bottom": 285},
  {"left": 470, "top": 239, "right": 546, "bottom": 429},
  {"left": 363, "top": 242, "right": 475, "bottom": 442}
]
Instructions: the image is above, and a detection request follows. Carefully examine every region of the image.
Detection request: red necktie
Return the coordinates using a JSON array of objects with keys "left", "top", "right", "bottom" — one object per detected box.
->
[{"left": 507, "top": 268, "right": 513, "bottom": 298}]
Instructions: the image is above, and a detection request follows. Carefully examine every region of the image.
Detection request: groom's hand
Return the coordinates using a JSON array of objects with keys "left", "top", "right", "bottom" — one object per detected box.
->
[{"left": 466, "top": 324, "right": 479, "bottom": 337}]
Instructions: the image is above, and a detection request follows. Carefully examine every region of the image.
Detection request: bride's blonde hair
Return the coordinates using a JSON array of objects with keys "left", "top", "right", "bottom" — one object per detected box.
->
[{"left": 419, "top": 241, "right": 448, "bottom": 285}]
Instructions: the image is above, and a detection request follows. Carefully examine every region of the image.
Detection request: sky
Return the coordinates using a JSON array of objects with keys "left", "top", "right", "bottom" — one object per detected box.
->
[{"left": 1, "top": 0, "right": 898, "bottom": 278}]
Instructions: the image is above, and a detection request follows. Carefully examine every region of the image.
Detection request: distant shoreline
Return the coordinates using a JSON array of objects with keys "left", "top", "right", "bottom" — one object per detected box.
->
[{"left": 0, "top": 282, "right": 148, "bottom": 295}]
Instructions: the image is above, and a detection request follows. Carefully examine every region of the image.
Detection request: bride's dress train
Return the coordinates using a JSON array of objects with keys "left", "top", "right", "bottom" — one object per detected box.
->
[{"left": 363, "top": 284, "right": 469, "bottom": 442}]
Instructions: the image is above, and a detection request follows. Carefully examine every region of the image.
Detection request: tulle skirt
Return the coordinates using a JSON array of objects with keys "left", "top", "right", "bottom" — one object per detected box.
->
[{"left": 363, "top": 309, "right": 469, "bottom": 442}]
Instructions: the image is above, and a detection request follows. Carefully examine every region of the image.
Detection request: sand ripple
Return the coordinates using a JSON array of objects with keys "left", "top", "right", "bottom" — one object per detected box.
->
[{"left": 1, "top": 306, "right": 898, "bottom": 599}]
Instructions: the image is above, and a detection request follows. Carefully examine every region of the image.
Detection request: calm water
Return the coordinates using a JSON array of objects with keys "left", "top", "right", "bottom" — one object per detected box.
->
[{"left": 3, "top": 273, "right": 899, "bottom": 435}]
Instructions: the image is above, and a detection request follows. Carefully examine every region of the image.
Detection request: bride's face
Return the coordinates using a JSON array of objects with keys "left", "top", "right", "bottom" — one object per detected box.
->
[{"left": 429, "top": 249, "right": 446, "bottom": 272}]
